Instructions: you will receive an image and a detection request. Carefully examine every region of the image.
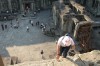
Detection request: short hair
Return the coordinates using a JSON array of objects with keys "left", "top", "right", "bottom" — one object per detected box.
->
[{"left": 65, "top": 33, "right": 69, "bottom": 36}]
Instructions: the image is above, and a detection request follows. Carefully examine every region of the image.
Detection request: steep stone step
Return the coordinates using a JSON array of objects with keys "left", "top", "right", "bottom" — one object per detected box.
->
[{"left": 8, "top": 59, "right": 78, "bottom": 66}]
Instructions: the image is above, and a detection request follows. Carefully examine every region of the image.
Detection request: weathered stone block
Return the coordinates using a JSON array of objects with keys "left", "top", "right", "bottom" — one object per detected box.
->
[
  {"left": 11, "top": 56, "right": 18, "bottom": 65},
  {"left": 0, "top": 55, "right": 4, "bottom": 66}
]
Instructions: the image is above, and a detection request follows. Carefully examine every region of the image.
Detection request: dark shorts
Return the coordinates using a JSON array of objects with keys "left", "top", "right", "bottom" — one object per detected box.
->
[{"left": 60, "top": 46, "right": 70, "bottom": 58}]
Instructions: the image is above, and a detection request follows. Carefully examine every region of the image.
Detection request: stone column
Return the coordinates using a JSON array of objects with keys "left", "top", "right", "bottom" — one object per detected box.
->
[
  {"left": 0, "top": 2, "right": 2, "bottom": 12},
  {"left": 37, "top": 0, "right": 41, "bottom": 9},
  {"left": 43, "top": 0, "right": 46, "bottom": 8},
  {"left": 22, "top": 4, "right": 24, "bottom": 12},
  {"left": 38, "top": 0, "right": 41, "bottom": 9},
  {"left": 19, "top": 0, "right": 22, "bottom": 12},
  {"left": 36, "top": 0, "right": 39, "bottom": 9},
  {"left": 19, "top": 0, "right": 24, "bottom": 12},
  {"left": 31, "top": 3, "right": 33, "bottom": 11},
  {"left": 41, "top": 0, "right": 44, "bottom": 8},
  {"left": 45, "top": 0, "right": 48, "bottom": 7},
  {"left": 8, "top": 0, "right": 12, "bottom": 12},
  {"left": 33, "top": 2, "right": 36, "bottom": 11}
]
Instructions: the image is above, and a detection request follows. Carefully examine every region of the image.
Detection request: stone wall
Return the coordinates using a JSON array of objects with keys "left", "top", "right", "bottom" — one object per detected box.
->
[{"left": 0, "top": 0, "right": 54, "bottom": 13}]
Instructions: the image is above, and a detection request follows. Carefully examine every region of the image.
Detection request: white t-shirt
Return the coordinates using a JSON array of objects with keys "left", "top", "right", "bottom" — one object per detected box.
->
[
  {"left": 57, "top": 36, "right": 75, "bottom": 47},
  {"left": 31, "top": 21, "right": 33, "bottom": 24},
  {"left": 27, "top": 26, "right": 29, "bottom": 29}
]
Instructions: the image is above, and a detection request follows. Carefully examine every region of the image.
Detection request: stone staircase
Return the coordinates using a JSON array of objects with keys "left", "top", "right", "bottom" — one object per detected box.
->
[
  {"left": 1, "top": 50, "right": 100, "bottom": 66},
  {"left": 7, "top": 59, "right": 78, "bottom": 66}
]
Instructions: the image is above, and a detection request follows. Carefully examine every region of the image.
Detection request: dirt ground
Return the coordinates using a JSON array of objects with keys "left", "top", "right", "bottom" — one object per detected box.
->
[{"left": 6, "top": 42, "right": 56, "bottom": 62}]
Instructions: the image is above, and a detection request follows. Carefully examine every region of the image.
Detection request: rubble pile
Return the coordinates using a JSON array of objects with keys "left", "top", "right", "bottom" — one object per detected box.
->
[{"left": 68, "top": 50, "right": 100, "bottom": 66}]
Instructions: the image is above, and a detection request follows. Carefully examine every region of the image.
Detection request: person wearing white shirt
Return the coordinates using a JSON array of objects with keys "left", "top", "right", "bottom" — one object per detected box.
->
[
  {"left": 31, "top": 20, "right": 34, "bottom": 26},
  {"left": 56, "top": 33, "right": 75, "bottom": 61},
  {"left": 26, "top": 26, "right": 29, "bottom": 32}
]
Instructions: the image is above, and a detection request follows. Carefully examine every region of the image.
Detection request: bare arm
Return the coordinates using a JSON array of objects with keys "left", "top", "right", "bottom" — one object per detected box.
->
[
  {"left": 56, "top": 44, "right": 60, "bottom": 61},
  {"left": 70, "top": 38, "right": 76, "bottom": 50},
  {"left": 56, "top": 44, "right": 60, "bottom": 55},
  {"left": 70, "top": 45, "right": 75, "bottom": 50}
]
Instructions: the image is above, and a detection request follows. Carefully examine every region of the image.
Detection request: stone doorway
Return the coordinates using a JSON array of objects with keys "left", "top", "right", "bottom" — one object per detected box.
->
[{"left": 24, "top": 3, "right": 31, "bottom": 11}]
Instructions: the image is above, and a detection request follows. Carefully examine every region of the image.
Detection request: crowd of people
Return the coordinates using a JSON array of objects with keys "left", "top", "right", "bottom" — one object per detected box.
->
[
  {"left": 0, "top": 17, "right": 47, "bottom": 34},
  {"left": 0, "top": 8, "right": 55, "bottom": 36}
]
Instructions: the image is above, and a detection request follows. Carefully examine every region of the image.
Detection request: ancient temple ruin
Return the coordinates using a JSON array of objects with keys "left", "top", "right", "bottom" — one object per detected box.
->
[
  {"left": 0, "top": 0, "right": 54, "bottom": 13},
  {"left": 52, "top": 0, "right": 96, "bottom": 52},
  {"left": 0, "top": 0, "right": 57, "bottom": 20}
]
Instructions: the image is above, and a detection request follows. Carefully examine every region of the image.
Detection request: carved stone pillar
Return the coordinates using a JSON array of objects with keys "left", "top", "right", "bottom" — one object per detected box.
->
[
  {"left": 37, "top": 0, "right": 41, "bottom": 9},
  {"left": 21, "top": 4, "right": 24, "bottom": 12},
  {"left": 8, "top": 0, "right": 12, "bottom": 12},
  {"left": 0, "top": 2, "right": 2, "bottom": 12},
  {"left": 19, "top": 0, "right": 24, "bottom": 12},
  {"left": 43, "top": 0, "right": 46, "bottom": 8},
  {"left": 38, "top": 0, "right": 41, "bottom": 9},
  {"left": 33, "top": 2, "right": 36, "bottom": 11},
  {"left": 41, "top": 0, "right": 44, "bottom": 8},
  {"left": 31, "top": 3, "right": 33, "bottom": 11}
]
